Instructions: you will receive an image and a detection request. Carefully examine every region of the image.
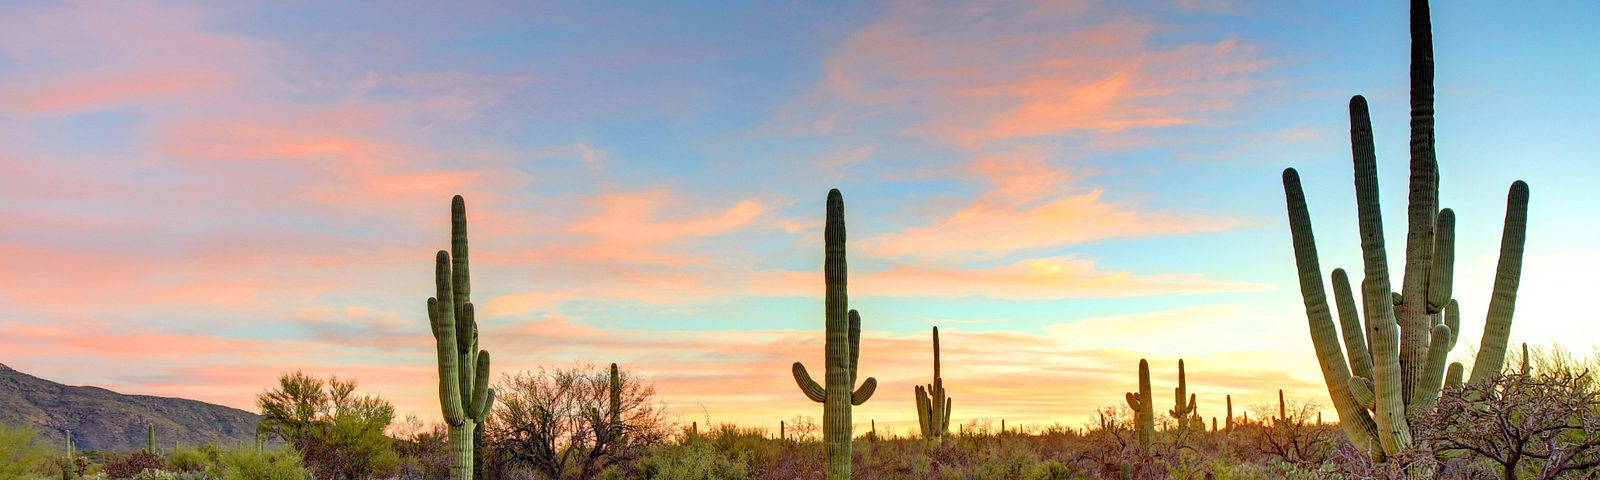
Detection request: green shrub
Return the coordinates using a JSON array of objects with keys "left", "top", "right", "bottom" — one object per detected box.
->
[
  {"left": 210, "top": 444, "right": 308, "bottom": 480},
  {"left": 163, "top": 445, "right": 212, "bottom": 473},
  {"left": 639, "top": 442, "right": 748, "bottom": 480},
  {"left": 0, "top": 421, "right": 55, "bottom": 480}
]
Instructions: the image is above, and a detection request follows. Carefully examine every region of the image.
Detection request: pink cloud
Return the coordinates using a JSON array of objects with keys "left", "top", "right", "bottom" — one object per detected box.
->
[{"left": 6, "top": 69, "right": 225, "bottom": 114}]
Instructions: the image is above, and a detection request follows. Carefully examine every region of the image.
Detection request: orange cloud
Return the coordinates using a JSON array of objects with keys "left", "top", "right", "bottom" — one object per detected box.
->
[
  {"left": 855, "top": 255, "right": 1264, "bottom": 299},
  {"left": 570, "top": 191, "right": 763, "bottom": 247},
  {"left": 866, "top": 149, "right": 1247, "bottom": 256}
]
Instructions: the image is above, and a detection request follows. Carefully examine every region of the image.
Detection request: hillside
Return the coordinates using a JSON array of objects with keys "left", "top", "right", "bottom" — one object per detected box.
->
[{"left": 0, "top": 363, "right": 261, "bottom": 453}]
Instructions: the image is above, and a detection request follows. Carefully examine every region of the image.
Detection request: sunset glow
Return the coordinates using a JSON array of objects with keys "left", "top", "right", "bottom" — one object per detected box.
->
[{"left": 2, "top": 0, "right": 1596, "bottom": 437}]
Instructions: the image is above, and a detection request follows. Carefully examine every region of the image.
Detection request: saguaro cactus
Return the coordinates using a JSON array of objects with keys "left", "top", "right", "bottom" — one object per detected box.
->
[
  {"left": 792, "top": 189, "right": 878, "bottom": 479},
  {"left": 1169, "top": 360, "right": 1197, "bottom": 433},
  {"left": 1124, "top": 359, "right": 1154, "bottom": 449},
  {"left": 914, "top": 326, "right": 952, "bottom": 445},
  {"left": 429, "top": 195, "right": 496, "bottom": 480},
  {"left": 61, "top": 430, "right": 75, "bottom": 480},
  {"left": 609, "top": 363, "right": 623, "bottom": 438},
  {"left": 1281, "top": 0, "right": 1530, "bottom": 459},
  {"left": 1225, "top": 395, "right": 1234, "bottom": 434}
]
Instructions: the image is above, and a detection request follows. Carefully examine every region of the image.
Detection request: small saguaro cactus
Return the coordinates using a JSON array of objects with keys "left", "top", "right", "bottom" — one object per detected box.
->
[
  {"left": 1169, "top": 360, "right": 1197, "bottom": 433},
  {"left": 1226, "top": 395, "right": 1234, "bottom": 434},
  {"left": 791, "top": 189, "right": 878, "bottom": 479},
  {"left": 1281, "top": 0, "right": 1530, "bottom": 459},
  {"left": 609, "top": 363, "right": 623, "bottom": 438},
  {"left": 61, "top": 430, "right": 76, "bottom": 480},
  {"left": 1124, "top": 359, "right": 1154, "bottom": 449},
  {"left": 914, "top": 326, "right": 952, "bottom": 446},
  {"left": 428, "top": 195, "right": 496, "bottom": 480}
]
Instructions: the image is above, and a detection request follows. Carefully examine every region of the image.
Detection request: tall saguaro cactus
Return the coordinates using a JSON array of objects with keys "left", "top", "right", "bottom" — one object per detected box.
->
[
  {"left": 1124, "top": 359, "right": 1154, "bottom": 449},
  {"left": 915, "top": 327, "right": 952, "bottom": 445},
  {"left": 1281, "top": 0, "right": 1529, "bottom": 459},
  {"left": 429, "top": 195, "right": 496, "bottom": 480},
  {"left": 792, "top": 189, "right": 878, "bottom": 479}
]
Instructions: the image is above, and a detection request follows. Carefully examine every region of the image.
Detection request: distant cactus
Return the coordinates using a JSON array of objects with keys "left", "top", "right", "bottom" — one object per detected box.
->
[
  {"left": 60, "top": 430, "right": 76, "bottom": 480},
  {"left": 1169, "top": 360, "right": 1197, "bottom": 433},
  {"left": 1225, "top": 395, "right": 1234, "bottom": 434},
  {"left": 914, "top": 327, "right": 952, "bottom": 446},
  {"left": 1124, "top": 359, "right": 1154, "bottom": 449},
  {"left": 609, "top": 363, "right": 623, "bottom": 438},
  {"left": 1280, "top": 0, "right": 1529, "bottom": 459},
  {"left": 428, "top": 195, "right": 496, "bottom": 480},
  {"left": 791, "top": 189, "right": 877, "bottom": 479}
]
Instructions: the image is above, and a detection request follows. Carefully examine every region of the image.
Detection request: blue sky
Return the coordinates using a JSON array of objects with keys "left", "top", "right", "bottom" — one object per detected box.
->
[{"left": 0, "top": 0, "right": 1595, "bottom": 433}]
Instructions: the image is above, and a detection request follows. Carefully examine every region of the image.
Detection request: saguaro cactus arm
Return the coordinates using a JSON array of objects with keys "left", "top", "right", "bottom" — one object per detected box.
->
[
  {"left": 1283, "top": 166, "right": 1383, "bottom": 454},
  {"left": 1469, "top": 181, "right": 1529, "bottom": 382}
]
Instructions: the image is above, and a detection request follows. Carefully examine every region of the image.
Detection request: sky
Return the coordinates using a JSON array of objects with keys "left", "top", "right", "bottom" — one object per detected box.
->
[{"left": 1, "top": 0, "right": 1597, "bottom": 436}]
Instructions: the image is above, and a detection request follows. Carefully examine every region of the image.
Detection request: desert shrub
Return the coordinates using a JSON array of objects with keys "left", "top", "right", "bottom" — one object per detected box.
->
[
  {"left": 209, "top": 443, "right": 310, "bottom": 480},
  {"left": 0, "top": 420, "right": 55, "bottom": 480},
  {"left": 638, "top": 441, "right": 749, "bottom": 480},
  {"left": 163, "top": 445, "right": 212, "bottom": 472},
  {"left": 1414, "top": 344, "right": 1600, "bottom": 479},
  {"left": 256, "top": 371, "right": 396, "bottom": 480},
  {"left": 105, "top": 451, "right": 165, "bottom": 479},
  {"left": 486, "top": 364, "right": 671, "bottom": 479},
  {"left": 1233, "top": 396, "right": 1338, "bottom": 467}
]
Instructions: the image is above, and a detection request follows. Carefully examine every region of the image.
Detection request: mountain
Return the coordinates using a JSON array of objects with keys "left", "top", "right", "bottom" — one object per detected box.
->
[{"left": 0, "top": 362, "right": 261, "bottom": 453}]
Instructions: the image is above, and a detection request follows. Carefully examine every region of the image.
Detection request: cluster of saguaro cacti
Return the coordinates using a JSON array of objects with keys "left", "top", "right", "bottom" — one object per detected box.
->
[
  {"left": 1124, "top": 359, "right": 1155, "bottom": 449},
  {"left": 914, "top": 326, "right": 952, "bottom": 446},
  {"left": 791, "top": 189, "right": 877, "bottom": 479},
  {"left": 1282, "top": 0, "right": 1530, "bottom": 459},
  {"left": 429, "top": 195, "right": 496, "bottom": 480}
]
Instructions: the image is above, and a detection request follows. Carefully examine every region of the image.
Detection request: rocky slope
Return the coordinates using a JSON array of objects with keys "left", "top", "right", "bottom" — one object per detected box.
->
[{"left": 0, "top": 363, "right": 260, "bottom": 453}]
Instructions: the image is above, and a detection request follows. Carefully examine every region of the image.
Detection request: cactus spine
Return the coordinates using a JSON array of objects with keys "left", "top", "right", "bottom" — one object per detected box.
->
[
  {"left": 791, "top": 189, "right": 878, "bottom": 479},
  {"left": 429, "top": 195, "right": 496, "bottom": 480},
  {"left": 1281, "top": 0, "right": 1530, "bottom": 458},
  {"left": 914, "top": 326, "right": 951, "bottom": 445},
  {"left": 1124, "top": 359, "right": 1154, "bottom": 449}
]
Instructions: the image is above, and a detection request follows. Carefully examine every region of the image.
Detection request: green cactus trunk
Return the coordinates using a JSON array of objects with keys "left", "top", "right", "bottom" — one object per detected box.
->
[
  {"left": 791, "top": 189, "right": 877, "bottom": 479},
  {"left": 1169, "top": 360, "right": 1196, "bottom": 434},
  {"left": 1124, "top": 359, "right": 1153, "bottom": 449},
  {"left": 609, "top": 363, "right": 623, "bottom": 439},
  {"left": 61, "top": 430, "right": 75, "bottom": 480},
  {"left": 1225, "top": 395, "right": 1233, "bottom": 434},
  {"left": 429, "top": 195, "right": 495, "bottom": 480},
  {"left": 915, "top": 326, "right": 950, "bottom": 446},
  {"left": 1281, "top": 0, "right": 1530, "bottom": 460}
]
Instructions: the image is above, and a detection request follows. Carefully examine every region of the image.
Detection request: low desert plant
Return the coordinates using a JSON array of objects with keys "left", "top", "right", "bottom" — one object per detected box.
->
[{"left": 0, "top": 420, "right": 55, "bottom": 480}]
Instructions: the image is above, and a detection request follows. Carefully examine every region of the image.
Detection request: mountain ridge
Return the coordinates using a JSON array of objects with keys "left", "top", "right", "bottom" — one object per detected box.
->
[{"left": 0, "top": 362, "right": 261, "bottom": 452}]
